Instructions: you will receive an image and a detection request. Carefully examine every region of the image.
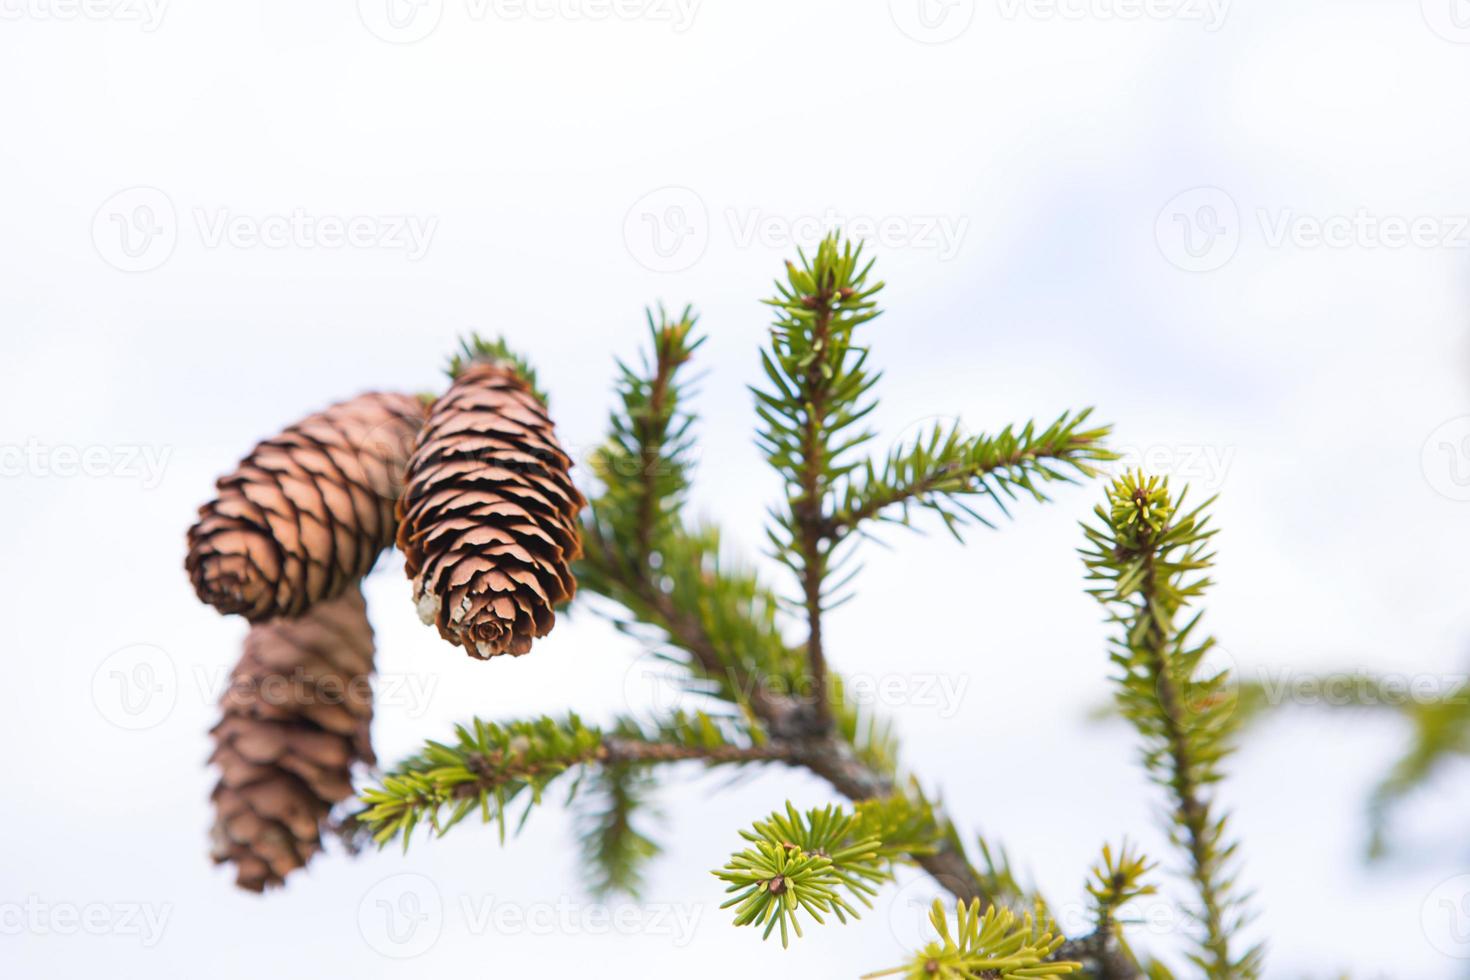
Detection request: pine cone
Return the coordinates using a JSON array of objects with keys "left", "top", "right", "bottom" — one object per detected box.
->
[
  {"left": 396, "top": 361, "right": 585, "bottom": 658},
  {"left": 209, "top": 585, "right": 376, "bottom": 892},
  {"left": 187, "top": 392, "right": 426, "bottom": 622}
]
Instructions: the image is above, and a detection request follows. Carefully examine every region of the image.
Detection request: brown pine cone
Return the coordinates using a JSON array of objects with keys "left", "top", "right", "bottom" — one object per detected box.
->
[
  {"left": 396, "top": 360, "right": 585, "bottom": 658},
  {"left": 187, "top": 392, "right": 427, "bottom": 622},
  {"left": 209, "top": 585, "right": 376, "bottom": 892}
]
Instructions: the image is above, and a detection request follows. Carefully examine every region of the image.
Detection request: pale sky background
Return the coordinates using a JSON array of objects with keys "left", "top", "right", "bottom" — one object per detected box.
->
[{"left": 4, "top": 1, "right": 1470, "bottom": 977}]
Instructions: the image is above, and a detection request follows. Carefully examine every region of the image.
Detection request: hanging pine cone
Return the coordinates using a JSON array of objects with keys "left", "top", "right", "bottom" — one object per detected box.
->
[
  {"left": 209, "top": 584, "right": 376, "bottom": 891},
  {"left": 187, "top": 391, "right": 427, "bottom": 622},
  {"left": 396, "top": 358, "right": 585, "bottom": 658}
]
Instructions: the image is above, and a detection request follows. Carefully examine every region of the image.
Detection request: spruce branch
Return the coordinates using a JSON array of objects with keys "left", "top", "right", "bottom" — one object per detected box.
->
[
  {"left": 572, "top": 246, "right": 1126, "bottom": 969},
  {"left": 753, "top": 234, "right": 885, "bottom": 733},
  {"left": 590, "top": 305, "right": 702, "bottom": 558},
  {"left": 865, "top": 899, "right": 1080, "bottom": 980},
  {"left": 1051, "top": 841, "right": 1155, "bottom": 979},
  {"left": 579, "top": 297, "right": 1007, "bottom": 913},
  {"left": 580, "top": 521, "right": 813, "bottom": 730},
  {"left": 713, "top": 803, "right": 890, "bottom": 947},
  {"left": 826, "top": 410, "right": 1114, "bottom": 543},
  {"left": 359, "top": 713, "right": 798, "bottom": 851},
  {"left": 579, "top": 307, "right": 815, "bottom": 731},
  {"left": 574, "top": 762, "right": 662, "bottom": 898},
  {"left": 1087, "top": 840, "right": 1156, "bottom": 940},
  {"left": 1081, "top": 472, "right": 1261, "bottom": 979}
]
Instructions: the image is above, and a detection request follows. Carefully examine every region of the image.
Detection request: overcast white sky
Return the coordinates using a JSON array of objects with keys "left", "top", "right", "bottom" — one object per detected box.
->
[{"left": 4, "top": 1, "right": 1470, "bottom": 977}]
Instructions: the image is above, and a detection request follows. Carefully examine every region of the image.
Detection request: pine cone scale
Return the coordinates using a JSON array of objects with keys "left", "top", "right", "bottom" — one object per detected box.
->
[
  {"left": 396, "top": 361, "right": 584, "bottom": 659},
  {"left": 209, "top": 586, "right": 377, "bottom": 892},
  {"left": 187, "top": 391, "right": 426, "bottom": 622}
]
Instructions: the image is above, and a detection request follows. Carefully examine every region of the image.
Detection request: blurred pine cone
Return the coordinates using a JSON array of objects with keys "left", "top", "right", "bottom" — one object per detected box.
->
[
  {"left": 209, "top": 585, "right": 376, "bottom": 891},
  {"left": 396, "top": 359, "right": 584, "bottom": 658},
  {"left": 187, "top": 392, "right": 427, "bottom": 622}
]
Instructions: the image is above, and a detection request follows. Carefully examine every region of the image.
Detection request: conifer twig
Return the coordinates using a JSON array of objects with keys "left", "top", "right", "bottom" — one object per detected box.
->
[{"left": 1081, "top": 473, "right": 1260, "bottom": 979}]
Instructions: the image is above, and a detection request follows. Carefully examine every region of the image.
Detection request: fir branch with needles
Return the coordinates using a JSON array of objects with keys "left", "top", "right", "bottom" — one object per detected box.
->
[
  {"left": 1081, "top": 473, "right": 1261, "bottom": 980},
  {"left": 753, "top": 237, "right": 885, "bottom": 733},
  {"left": 335, "top": 232, "right": 1295, "bottom": 979},
  {"left": 864, "top": 899, "right": 1080, "bottom": 980}
]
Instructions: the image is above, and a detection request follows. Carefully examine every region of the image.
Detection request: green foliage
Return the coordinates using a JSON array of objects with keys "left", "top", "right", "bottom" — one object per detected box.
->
[
  {"left": 577, "top": 307, "right": 809, "bottom": 719},
  {"left": 714, "top": 803, "right": 889, "bottom": 947},
  {"left": 358, "top": 236, "right": 1286, "bottom": 978},
  {"left": 1087, "top": 840, "right": 1156, "bottom": 933},
  {"left": 360, "top": 710, "right": 766, "bottom": 857},
  {"left": 1081, "top": 473, "right": 1261, "bottom": 980},
  {"left": 580, "top": 520, "right": 808, "bottom": 715},
  {"left": 829, "top": 410, "right": 1114, "bottom": 545},
  {"left": 574, "top": 762, "right": 662, "bottom": 898},
  {"left": 864, "top": 899, "right": 1079, "bottom": 980},
  {"left": 590, "top": 306, "right": 702, "bottom": 554},
  {"left": 752, "top": 236, "right": 884, "bottom": 594},
  {"left": 850, "top": 787, "right": 946, "bottom": 861},
  {"left": 360, "top": 715, "right": 603, "bottom": 850},
  {"left": 448, "top": 333, "right": 545, "bottom": 401}
]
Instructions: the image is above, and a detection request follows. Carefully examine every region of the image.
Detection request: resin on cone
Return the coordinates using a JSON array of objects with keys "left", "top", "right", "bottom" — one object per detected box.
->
[
  {"left": 209, "top": 585, "right": 376, "bottom": 891},
  {"left": 187, "top": 392, "right": 427, "bottom": 622},
  {"left": 396, "top": 360, "right": 584, "bottom": 658}
]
